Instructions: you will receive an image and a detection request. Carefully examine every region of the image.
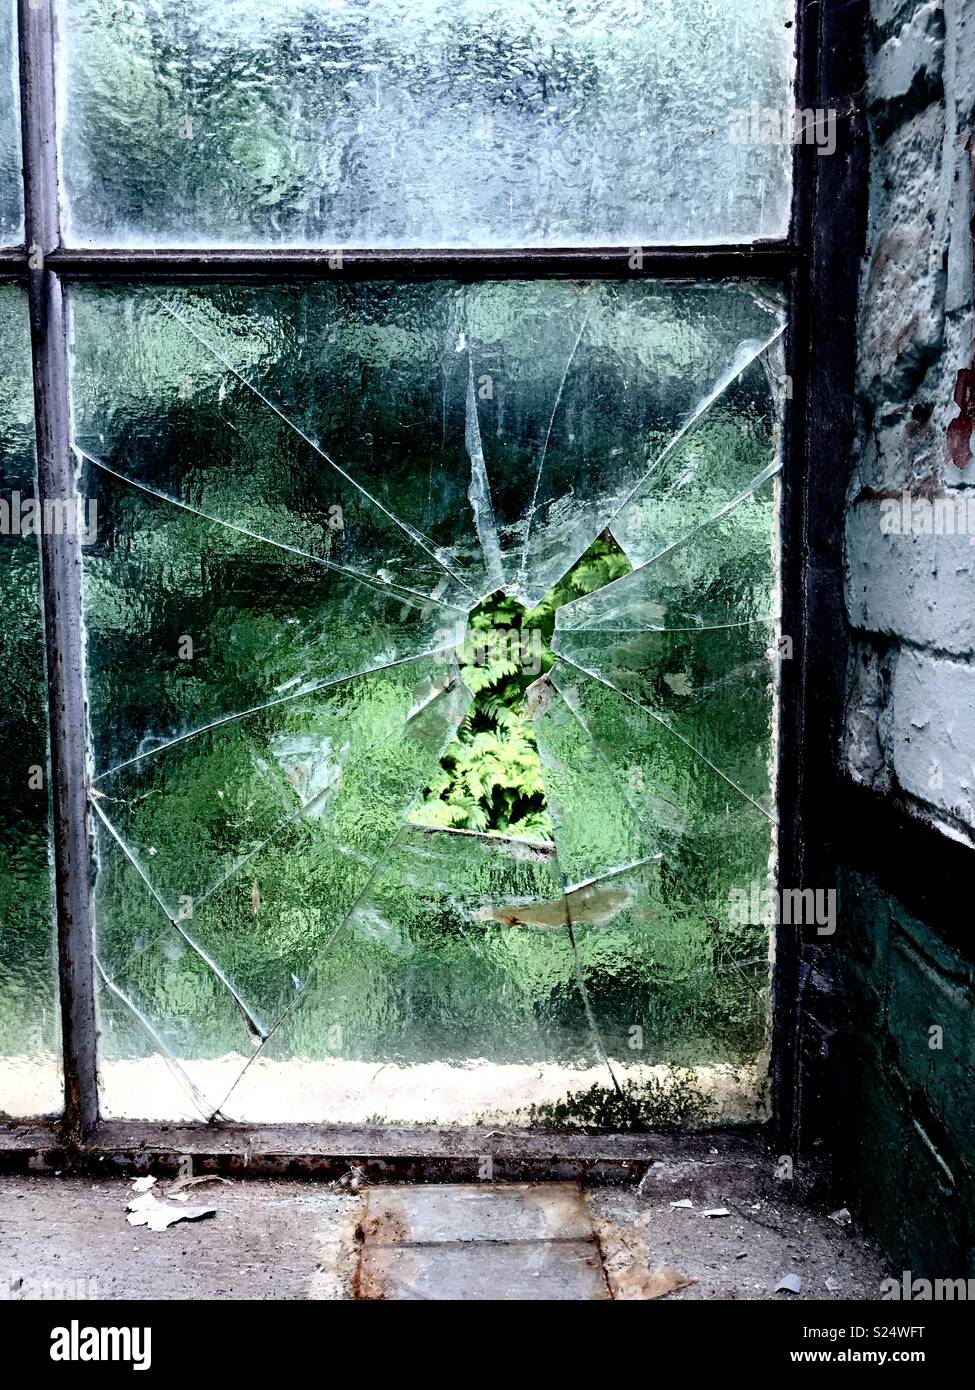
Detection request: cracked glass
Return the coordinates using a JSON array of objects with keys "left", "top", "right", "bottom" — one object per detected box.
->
[
  {"left": 59, "top": 0, "right": 796, "bottom": 249},
  {"left": 0, "top": 286, "right": 61, "bottom": 1117},
  {"left": 71, "top": 280, "right": 783, "bottom": 1125}
]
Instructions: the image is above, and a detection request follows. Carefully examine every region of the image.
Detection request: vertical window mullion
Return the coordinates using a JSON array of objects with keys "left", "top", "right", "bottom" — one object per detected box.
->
[{"left": 18, "top": 0, "right": 98, "bottom": 1138}]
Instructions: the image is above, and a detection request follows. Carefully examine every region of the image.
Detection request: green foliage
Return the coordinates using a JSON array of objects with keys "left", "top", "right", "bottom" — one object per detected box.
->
[
  {"left": 412, "top": 534, "right": 632, "bottom": 839},
  {"left": 522, "top": 1067, "right": 715, "bottom": 1132}
]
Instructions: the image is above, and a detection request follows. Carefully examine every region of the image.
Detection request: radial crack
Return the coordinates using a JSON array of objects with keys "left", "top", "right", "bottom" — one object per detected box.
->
[
  {"left": 155, "top": 296, "right": 477, "bottom": 598},
  {"left": 552, "top": 650, "right": 775, "bottom": 823},
  {"left": 190, "top": 667, "right": 466, "bottom": 910},
  {"left": 96, "top": 958, "right": 216, "bottom": 1123},
  {"left": 95, "top": 646, "right": 461, "bottom": 782},
  {"left": 563, "top": 854, "right": 663, "bottom": 897},
  {"left": 77, "top": 445, "right": 470, "bottom": 614},
  {"left": 91, "top": 797, "right": 269, "bottom": 1041},
  {"left": 464, "top": 356, "right": 505, "bottom": 594},
  {"left": 517, "top": 295, "right": 593, "bottom": 592}
]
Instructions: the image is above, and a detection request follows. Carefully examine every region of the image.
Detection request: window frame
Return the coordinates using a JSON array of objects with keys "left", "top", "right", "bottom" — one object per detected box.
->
[{"left": 0, "top": 0, "right": 869, "bottom": 1170}]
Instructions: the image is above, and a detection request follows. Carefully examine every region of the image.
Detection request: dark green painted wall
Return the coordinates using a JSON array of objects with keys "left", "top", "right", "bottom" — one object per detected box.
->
[{"left": 838, "top": 871, "right": 974, "bottom": 1276}]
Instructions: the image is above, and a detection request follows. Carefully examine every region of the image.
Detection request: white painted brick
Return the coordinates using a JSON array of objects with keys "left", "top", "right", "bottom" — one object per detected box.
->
[
  {"left": 871, "top": 0, "right": 928, "bottom": 39},
  {"left": 859, "top": 107, "right": 947, "bottom": 403},
  {"left": 891, "top": 648, "right": 975, "bottom": 824},
  {"left": 844, "top": 644, "right": 894, "bottom": 789},
  {"left": 846, "top": 498, "right": 975, "bottom": 654},
  {"left": 869, "top": 1, "right": 944, "bottom": 111}
]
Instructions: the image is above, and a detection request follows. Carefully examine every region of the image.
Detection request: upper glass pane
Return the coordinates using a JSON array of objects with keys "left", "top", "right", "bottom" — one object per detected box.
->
[
  {"left": 59, "top": 0, "right": 795, "bottom": 249},
  {"left": 1, "top": 0, "right": 24, "bottom": 244}
]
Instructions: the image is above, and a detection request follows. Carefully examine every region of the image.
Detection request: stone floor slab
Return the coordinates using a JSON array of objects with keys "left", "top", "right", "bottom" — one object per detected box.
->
[
  {"left": 358, "top": 1239, "right": 611, "bottom": 1301},
  {"left": 360, "top": 1181, "right": 594, "bottom": 1245}
]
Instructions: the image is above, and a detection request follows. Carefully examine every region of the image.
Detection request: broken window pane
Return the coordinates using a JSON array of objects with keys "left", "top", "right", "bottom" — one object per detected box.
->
[
  {"left": 0, "top": 287, "right": 61, "bottom": 1117},
  {"left": 59, "top": 0, "right": 795, "bottom": 249},
  {"left": 72, "top": 279, "right": 783, "bottom": 1126},
  {"left": 0, "top": 0, "right": 22, "bottom": 245}
]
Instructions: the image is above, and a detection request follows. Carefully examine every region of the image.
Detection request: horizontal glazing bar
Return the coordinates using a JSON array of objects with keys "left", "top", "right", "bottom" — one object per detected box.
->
[{"left": 34, "top": 244, "right": 801, "bottom": 282}]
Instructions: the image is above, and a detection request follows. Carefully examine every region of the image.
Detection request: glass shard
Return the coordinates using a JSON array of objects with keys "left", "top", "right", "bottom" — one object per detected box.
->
[
  {"left": 608, "top": 348, "right": 783, "bottom": 569},
  {"left": 564, "top": 858, "right": 769, "bottom": 1071},
  {"left": 529, "top": 677, "right": 660, "bottom": 884},
  {"left": 559, "top": 474, "right": 778, "bottom": 633},
  {"left": 96, "top": 668, "right": 470, "bottom": 1065},
  {"left": 81, "top": 457, "right": 464, "bottom": 775},
  {"left": 467, "top": 283, "right": 784, "bottom": 603},
  {"left": 555, "top": 467, "right": 780, "bottom": 813},
  {"left": 59, "top": 0, "right": 796, "bottom": 249},
  {"left": 530, "top": 678, "right": 769, "bottom": 1069},
  {"left": 92, "top": 655, "right": 457, "bottom": 937},
  {"left": 97, "top": 939, "right": 256, "bottom": 1122},
  {"left": 554, "top": 622, "right": 776, "bottom": 813},
  {"left": 71, "top": 289, "right": 478, "bottom": 604}
]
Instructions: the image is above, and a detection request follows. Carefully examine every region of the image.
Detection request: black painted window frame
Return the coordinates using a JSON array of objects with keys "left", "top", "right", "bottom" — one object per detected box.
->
[{"left": 0, "top": 0, "right": 869, "bottom": 1158}]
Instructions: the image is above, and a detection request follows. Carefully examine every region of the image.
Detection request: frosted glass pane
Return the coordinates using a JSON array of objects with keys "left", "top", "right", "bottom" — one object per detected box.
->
[
  {"left": 74, "top": 279, "right": 779, "bottom": 1124},
  {"left": 71, "top": 281, "right": 783, "bottom": 609},
  {"left": 0, "top": 287, "right": 60, "bottom": 1117},
  {"left": 60, "top": 0, "right": 795, "bottom": 249},
  {"left": 559, "top": 858, "right": 766, "bottom": 1073},
  {"left": 219, "top": 826, "right": 603, "bottom": 1126},
  {"left": 0, "top": 0, "right": 23, "bottom": 244},
  {"left": 565, "top": 476, "right": 779, "bottom": 632},
  {"left": 551, "top": 669, "right": 773, "bottom": 923}
]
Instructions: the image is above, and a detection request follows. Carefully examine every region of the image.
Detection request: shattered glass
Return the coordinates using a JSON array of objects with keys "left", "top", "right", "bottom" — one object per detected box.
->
[
  {"left": 0, "top": 287, "right": 61, "bottom": 1116},
  {"left": 0, "top": 0, "right": 22, "bottom": 245},
  {"left": 71, "top": 280, "right": 782, "bottom": 1124},
  {"left": 59, "top": 0, "right": 795, "bottom": 249}
]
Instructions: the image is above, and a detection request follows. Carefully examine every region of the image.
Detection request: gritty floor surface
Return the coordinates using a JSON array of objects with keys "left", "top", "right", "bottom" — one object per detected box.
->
[{"left": 0, "top": 1160, "right": 889, "bottom": 1301}]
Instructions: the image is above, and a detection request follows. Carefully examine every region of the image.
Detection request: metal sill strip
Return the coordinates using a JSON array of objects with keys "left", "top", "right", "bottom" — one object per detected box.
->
[{"left": 0, "top": 1120, "right": 766, "bottom": 1183}]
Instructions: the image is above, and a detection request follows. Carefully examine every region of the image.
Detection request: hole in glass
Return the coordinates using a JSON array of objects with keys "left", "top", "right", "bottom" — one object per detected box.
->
[{"left": 412, "top": 533, "right": 632, "bottom": 842}]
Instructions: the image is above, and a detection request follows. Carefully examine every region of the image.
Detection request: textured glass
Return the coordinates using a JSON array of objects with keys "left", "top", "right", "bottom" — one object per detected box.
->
[
  {"left": 0, "top": 288, "right": 60, "bottom": 1116},
  {"left": 71, "top": 283, "right": 783, "bottom": 609},
  {"left": 72, "top": 280, "right": 782, "bottom": 1124},
  {"left": 60, "top": 0, "right": 795, "bottom": 249},
  {"left": 0, "top": 0, "right": 23, "bottom": 244}
]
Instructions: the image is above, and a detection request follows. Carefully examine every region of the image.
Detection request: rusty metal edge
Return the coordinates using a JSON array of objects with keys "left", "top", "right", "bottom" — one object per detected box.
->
[{"left": 0, "top": 1120, "right": 771, "bottom": 1184}]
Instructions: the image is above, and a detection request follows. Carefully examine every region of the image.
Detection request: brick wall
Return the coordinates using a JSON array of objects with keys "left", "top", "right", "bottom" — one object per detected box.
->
[
  {"left": 846, "top": 0, "right": 974, "bottom": 829},
  {"left": 839, "top": 0, "right": 975, "bottom": 1277}
]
